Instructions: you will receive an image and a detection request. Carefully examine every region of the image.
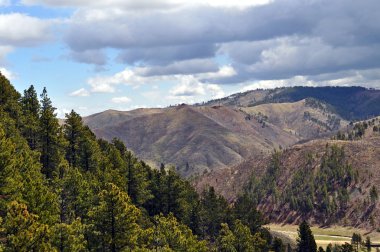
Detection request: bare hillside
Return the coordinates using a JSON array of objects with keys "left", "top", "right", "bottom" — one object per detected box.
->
[{"left": 84, "top": 99, "right": 348, "bottom": 177}]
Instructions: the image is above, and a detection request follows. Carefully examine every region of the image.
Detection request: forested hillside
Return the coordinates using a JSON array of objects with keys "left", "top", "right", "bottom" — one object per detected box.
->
[
  {"left": 196, "top": 129, "right": 380, "bottom": 229},
  {"left": 0, "top": 73, "right": 284, "bottom": 251}
]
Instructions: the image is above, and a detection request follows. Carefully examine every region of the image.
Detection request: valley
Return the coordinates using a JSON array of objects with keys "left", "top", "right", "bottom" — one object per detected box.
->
[{"left": 84, "top": 85, "right": 380, "bottom": 230}]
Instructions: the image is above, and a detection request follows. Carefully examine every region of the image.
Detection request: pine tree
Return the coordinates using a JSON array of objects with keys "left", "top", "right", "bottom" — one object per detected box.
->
[
  {"left": 370, "top": 186, "right": 378, "bottom": 204},
  {"left": 217, "top": 223, "right": 237, "bottom": 252},
  {"left": 326, "top": 244, "right": 332, "bottom": 252},
  {"left": 234, "top": 193, "right": 265, "bottom": 233},
  {"left": 199, "top": 187, "right": 229, "bottom": 240},
  {"left": 351, "top": 233, "right": 362, "bottom": 252},
  {"left": 0, "top": 124, "right": 59, "bottom": 225},
  {"left": 88, "top": 183, "right": 142, "bottom": 252},
  {"left": 51, "top": 218, "right": 87, "bottom": 252},
  {"left": 39, "top": 87, "right": 64, "bottom": 179},
  {"left": 153, "top": 213, "right": 208, "bottom": 252},
  {"left": 3, "top": 201, "right": 53, "bottom": 251},
  {"left": 127, "top": 161, "right": 152, "bottom": 207},
  {"left": 0, "top": 73, "right": 22, "bottom": 123},
  {"left": 365, "top": 236, "right": 371, "bottom": 252},
  {"left": 20, "top": 85, "right": 40, "bottom": 150},
  {"left": 233, "top": 220, "right": 254, "bottom": 252},
  {"left": 273, "top": 237, "right": 285, "bottom": 252},
  {"left": 64, "top": 110, "right": 84, "bottom": 168},
  {"left": 296, "top": 221, "right": 317, "bottom": 252}
]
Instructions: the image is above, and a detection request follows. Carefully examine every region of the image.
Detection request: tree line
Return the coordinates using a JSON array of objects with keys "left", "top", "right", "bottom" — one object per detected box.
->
[{"left": 0, "top": 73, "right": 287, "bottom": 250}]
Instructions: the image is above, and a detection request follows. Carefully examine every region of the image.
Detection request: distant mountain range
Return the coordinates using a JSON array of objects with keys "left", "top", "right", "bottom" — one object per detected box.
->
[
  {"left": 84, "top": 86, "right": 380, "bottom": 227},
  {"left": 84, "top": 86, "right": 380, "bottom": 177}
]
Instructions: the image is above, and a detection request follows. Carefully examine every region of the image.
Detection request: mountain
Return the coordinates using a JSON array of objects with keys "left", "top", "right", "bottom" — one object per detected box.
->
[
  {"left": 204, "top": 86, "right": 380, "bottom": 121},
  {"left": 195, "top": 118, "right": 380, "bottom": 228},
  {"left": 84, "top": 97, "right": 348, "bottom": 177}
]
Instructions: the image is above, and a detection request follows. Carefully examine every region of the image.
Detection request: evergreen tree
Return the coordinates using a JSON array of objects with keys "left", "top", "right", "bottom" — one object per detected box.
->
[
  {"left": 234, "top": 193, "right": 265, "bottom": 233},
  {"left": 351, "top": 233, "right": 362, "bottom": 252},
  {"left": 370, "top": 186, "right": 378, "bottom": 204},
  {"left": 20, "top": 85, "right": 40, "bottom": 150},
  {"left": 51, "top": 218, "right": 87, "bottom": 252},
  {"left": 64, "top": 110, "right": 84, "bottom": 168},
  {"left": 88, "top": 183, "right": 142, "bottom": 251},
  {"left": 365, "top": 236, "right": 371, "bottom": 252},
  {"left": 233, "top": 220, "right": 254, "bottom": 252},
  {"left": 3, "top": 201, "right": 53, "bottom": 251},
  {"left": 296, "top": 221, "right": 317, "bottom": 252},
  {"left": 153, "top": 213, "right": 208, "bottom": 252},
  {"left": 326, "top": 244, "right": 332, "bottom": 252},
  {"left": 273, "top": 237, "right": 285, "bottom": 252},
  {"left": 217, "top": 223, "right": 237, "bottom": 252},
  {"left": 39, "top": 87, "right": 64, "bottom": 179},
  {"left": 0, "top": 73, "right": 22, "bottom": 123},
  {"left": 199, "top": 187, "right": 229, "bottom": 240}
]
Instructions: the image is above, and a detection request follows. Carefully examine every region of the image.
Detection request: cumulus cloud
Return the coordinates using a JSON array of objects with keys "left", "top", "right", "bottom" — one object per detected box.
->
[
  {"left": 169, "top": 75, "right": 225, "bottom": 99},
  {"left": 70, "top": 88, "right": 90, "bottom": 97},
  {"left": 87, "top": 69, "right": 137, "bottom": 93},
  {"left": 0, "top": 13, "right": 53, "bottom": 46},
  {"left": 111, "top": 96, "right": 132, "bottom": 104},
  {"left": 86, "top": 64, "right": 232, "bottom": 94},
  {"left": 0, "top": 67, "right": 14, "bottom": 80},
  {"left": 57, "top": 0, "right": 380, "bottom": 89}
]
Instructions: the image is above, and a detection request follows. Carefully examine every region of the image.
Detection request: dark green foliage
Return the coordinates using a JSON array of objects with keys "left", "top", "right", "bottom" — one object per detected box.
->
[
  {"left": 245, "top": 144, "right": 356, "bottom": 223},
  {"left": 365, "top": 236, "right": 371, "bottom": 252},
  {"left": 326, "top": 244, "right": 332, "bottom": 252},
  {"left": 370, "top": 186, "right": 378, "bottom": 204},
  {"left": 245, "top": 151, "right": 281, "bottom": 205},
  {"left": 296, "top": 221, "right": 317, "bottom": 252},
  {"left": 20, "top": 85, "right": 40, "bottom": 150},
  {"left": 234, "top": 193, "right": 266, "bottom": 233},
  {"left": 198, "top": 186, "right": 230, "bottom": 240},
  {"left": 351, "top": 233, "right": 362, "bottom": 252},
  {"left": 39, "top": 87, "right": 65, "bottom": 179},
  {"left": 273, "top": 237, "right": 286, "bottom": 252},
  {"left": 0, "top": 75, "right": 270, "bottom": 250},
  {"left": 0, "top": 73, "right": 21, "bottom": 122}
]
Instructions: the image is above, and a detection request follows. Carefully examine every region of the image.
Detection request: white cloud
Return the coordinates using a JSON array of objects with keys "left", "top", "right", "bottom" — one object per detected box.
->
[
  {"left": 197, "top": 65, "right": 236, "bottom": 80},
  {"left": 169, "top": 75, "right": 225, "bottom": 99},
  {"left": 88, "top": 69, "right": 137, "bottom": 93},
  {"left": 111, "top": 96, "right": 132, "bottom": 104},
  {"left": 0, "top": 13, "right": 53, "bottom": 46},
  {"left": 56, "top": 108, "right": 71, "bottom": 119},
  {"left": 69, "top": 88, "right": 90, "bottom": 97},
  {"left": 87, "top": 64, "right": 232, "bottom": 94},
  {"left": 0, "top": 67, "right": 14, "bottom": 80},
  {"left": 170, "top": 76, "right": 206, "bottom": 96}
]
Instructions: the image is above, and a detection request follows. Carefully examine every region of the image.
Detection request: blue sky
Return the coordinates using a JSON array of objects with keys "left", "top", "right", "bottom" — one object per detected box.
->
[{"left": 1, "top": 0, "right": 380, "bottom": 117}]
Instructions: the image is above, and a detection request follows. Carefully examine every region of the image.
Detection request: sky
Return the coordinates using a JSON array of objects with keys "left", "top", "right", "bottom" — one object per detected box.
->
[{"left": 1, "top": 0, "right": 380, "bottom": 117}]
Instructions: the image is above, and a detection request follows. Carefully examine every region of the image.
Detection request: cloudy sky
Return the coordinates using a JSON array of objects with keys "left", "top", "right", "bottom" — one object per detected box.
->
[{"left": 1, "top": 0, "right": 380, "bottom": 117}]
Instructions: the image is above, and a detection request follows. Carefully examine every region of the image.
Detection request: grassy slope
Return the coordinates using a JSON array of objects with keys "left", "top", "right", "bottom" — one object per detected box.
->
[
  {"left": 267, "top": 224, "right": 380, "bottom": 248},
  {"left": 85, "top": 105, "right": 301, "bottom": 177}
]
